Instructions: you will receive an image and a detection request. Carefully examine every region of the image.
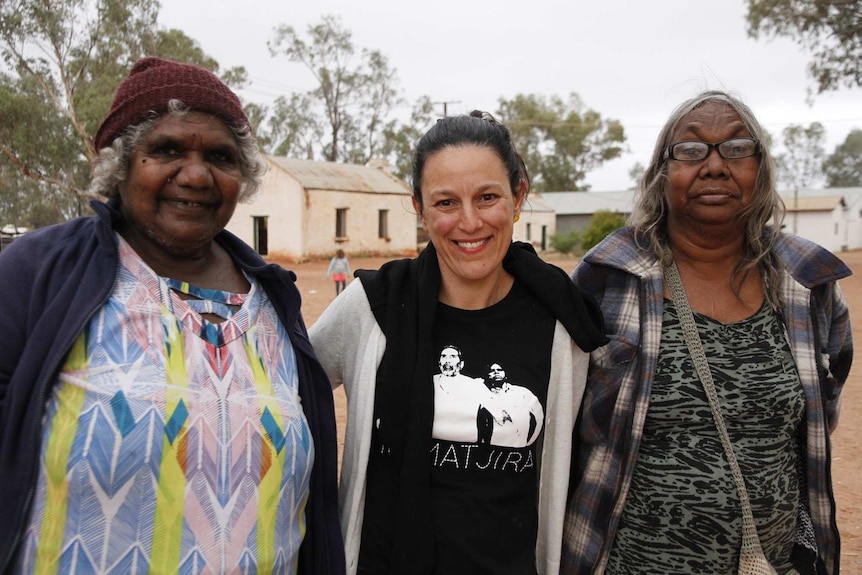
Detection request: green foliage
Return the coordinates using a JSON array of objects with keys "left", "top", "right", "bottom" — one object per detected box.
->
[
  {"left": 0, "top": 160, "right": 88, "bottom": 228},
  {"left": 266, "top": 93, "right": 323, "bottom": 158},
  {"left": 823, "top": 129, "right": 862, "bottom": 187},
  {"left": 746, "top": 0, "right": 862, "bottom": 94},
  {"left": 580, "top": 210, "right": 626, "bottom": 253},
  {"left": 496, "top": 93, "right": 626, "bottom": 193},
  {"left": 774, "top": 122, "right": 826, "bottom": 191},
  {"left": 549, "top": 227, "right": 582, "bottom": 255},
  {"left": 267, "top": 15, "right": 403, "bottom": 163},
  {"left": 0, "top": 5, "right": 634, "bottom": 229}
]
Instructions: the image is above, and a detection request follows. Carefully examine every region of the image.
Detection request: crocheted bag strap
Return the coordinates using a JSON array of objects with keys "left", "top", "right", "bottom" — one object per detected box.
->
[{"left": 664, "top": 260, "right": 778, "bottom": 575}]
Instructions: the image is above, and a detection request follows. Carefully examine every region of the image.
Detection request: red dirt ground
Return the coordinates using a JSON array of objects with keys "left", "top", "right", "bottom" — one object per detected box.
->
[{"left": 278, "top": 249, "right": 862, "bottom": 570}]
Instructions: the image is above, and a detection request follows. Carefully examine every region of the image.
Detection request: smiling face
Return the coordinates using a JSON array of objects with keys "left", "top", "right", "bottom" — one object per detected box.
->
[
  {"left": 117, "top": 112, "right": 242, "bottom": 266},
  {"left": 665, "top": 100, "right": 759, "bottom": 232},
  {"left": 414, "top": 144, "right": 525, "bottom": 294}
]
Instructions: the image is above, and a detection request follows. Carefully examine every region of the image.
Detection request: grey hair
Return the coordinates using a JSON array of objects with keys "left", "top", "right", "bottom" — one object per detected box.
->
[
  {"left": 630, "top": 90, "right": 785, "bottom": 307},
  {"left": 89, "top": 99, "right": 267, "bottom": 201}
]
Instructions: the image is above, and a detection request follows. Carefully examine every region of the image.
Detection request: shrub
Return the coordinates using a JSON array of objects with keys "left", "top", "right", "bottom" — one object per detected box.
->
[
  {"left": 581, "top": 210, "right": 626, "bottom": 252},
  {"left": 549, "top": 227, "right": 582, "bottom": 255}
]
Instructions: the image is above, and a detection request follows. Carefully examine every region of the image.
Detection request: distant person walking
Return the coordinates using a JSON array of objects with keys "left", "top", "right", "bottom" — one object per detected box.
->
[{"left": 327, "top": 248, "right": 351, "bottom": 296}]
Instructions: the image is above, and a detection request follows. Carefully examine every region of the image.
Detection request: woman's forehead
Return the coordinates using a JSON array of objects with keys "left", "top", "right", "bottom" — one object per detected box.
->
[{"left": 674, "top": 102, "right": 748, "bottom": 137}]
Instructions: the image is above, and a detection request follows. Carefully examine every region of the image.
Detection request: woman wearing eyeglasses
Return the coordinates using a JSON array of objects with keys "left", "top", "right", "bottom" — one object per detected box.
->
[{"left": 561, "top": 91, "right": 852, "bottom": 575}]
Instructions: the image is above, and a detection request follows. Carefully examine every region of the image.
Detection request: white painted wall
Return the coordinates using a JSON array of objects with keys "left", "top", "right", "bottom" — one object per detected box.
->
[
  {"left": 305, "top": 190, "right": 416, "bottom": 258},
  {"left": 787, "top": 208, "right": 846, "bottom": 252},
  {"left": 227, "top": 162, "right": 306, "bottom": 261},
  {"left": 839, "top": 193, "right": 862, "bottom": 250},
  {"left": 227, "top": 158, "right": 417, "bottom": 261},
  {"left": 514, "top": 209, "right": 556, "bottom": 251}
]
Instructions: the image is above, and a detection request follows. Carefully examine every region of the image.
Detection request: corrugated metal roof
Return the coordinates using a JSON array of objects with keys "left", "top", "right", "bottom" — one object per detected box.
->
[
  {"left": 524, "top": 194, "right": 555, "bottom": 213},
  {"left": 781, "top": 195, "right": 844, "bottom": 212},
  {"left": 268, "top": 156, "right": 411, "bottom": 195},
  {"left": 540, "top": 191, "right": 634, "bottom": 215}
]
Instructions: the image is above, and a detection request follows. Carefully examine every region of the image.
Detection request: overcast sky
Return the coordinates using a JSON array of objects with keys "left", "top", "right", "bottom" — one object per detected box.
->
[{"left": 160, "top": 0, "right": 861, "bottom": 191}]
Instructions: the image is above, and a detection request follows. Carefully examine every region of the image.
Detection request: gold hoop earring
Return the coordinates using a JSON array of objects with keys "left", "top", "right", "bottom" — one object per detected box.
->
[{"left": 513, "top": 214, "right": 520, "bottom": 223}]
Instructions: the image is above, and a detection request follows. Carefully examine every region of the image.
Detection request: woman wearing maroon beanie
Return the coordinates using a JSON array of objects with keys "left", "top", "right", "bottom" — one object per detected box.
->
[{"left": 0, "top": 57, "right": 345, "bottom": 575}]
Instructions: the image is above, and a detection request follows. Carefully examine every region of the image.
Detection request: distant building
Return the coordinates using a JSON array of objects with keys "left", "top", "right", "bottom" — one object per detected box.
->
[
  {"left": 541, "top": 188, "right": 862, "bottom": 253},
  {"left": 783, "top": 187, "right": 862, "bottom": 252},
  {"left": 517, "top": 194, "right": 556, "bottom": 251},
  {"left": 782, "top": 195, "right": 847, "bottom": 252},
  {"left": 227, "top": 156, "right": 417, "bottom": 261},
  {"left": 540, "top": 191, "right": 633, "bottom": 236}
]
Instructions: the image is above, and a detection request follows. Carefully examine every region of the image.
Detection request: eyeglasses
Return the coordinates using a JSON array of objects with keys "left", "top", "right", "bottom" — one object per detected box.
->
[{"left": 665, "top": 137, "right": 760, "bottom": 162}]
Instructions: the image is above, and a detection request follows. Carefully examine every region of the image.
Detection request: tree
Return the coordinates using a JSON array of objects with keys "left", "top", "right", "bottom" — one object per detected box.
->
[
  {"left": 496, "top": 93, "right": 626, "bottom": 193},
  {"left": 823, "top": 128, "right": 862, "bottom": 187},
  {"left": 746, "top": 0, "right": 862, "bottom": 94},
  {"left": 580, "top": 210, "right": 627, "bottom": 252},
  {"left": 266, "top": 92, "right": 324, "bottom": 158},
  {"left": 379, "top": 95, "right": 437, "bottom": 182},
  {"left": 775, "top": 122, "right": 826, "bottom": 234},
  {"left": 0, "top": 0, "right": 245, "bottom": 227},
  {"left": 347, "top": 49, "right": 400, "bottom": 163},
  {"left": 268, "top": 15, "right": 403, "bottom": 164},
  {"left": 775, "top": 122, "right": 827, "bottom": 191}
]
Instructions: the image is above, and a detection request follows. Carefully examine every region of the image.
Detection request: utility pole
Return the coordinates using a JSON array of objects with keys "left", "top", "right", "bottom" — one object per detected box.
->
[{"left": 432, "top": 100, "right": 461, "bottom": 118}]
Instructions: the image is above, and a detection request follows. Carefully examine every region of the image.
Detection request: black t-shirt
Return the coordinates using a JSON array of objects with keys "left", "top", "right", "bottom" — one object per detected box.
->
[{"left": 429, "top": 281, "right": 555, "bottom": 575}]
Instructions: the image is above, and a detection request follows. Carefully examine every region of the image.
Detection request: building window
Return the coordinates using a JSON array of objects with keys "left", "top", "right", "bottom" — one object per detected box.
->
[
  {"left": 336, "top": 208, "right": 348, "bottom": 239},
  {"left": 526, "top": 222, "right": 532, "bottom": 241},
  {"left": 253, "top": 216, "right": 268, "bottom": 255},
  {"left": 378, "top": 209, "right": 389, "bottom": 239}
]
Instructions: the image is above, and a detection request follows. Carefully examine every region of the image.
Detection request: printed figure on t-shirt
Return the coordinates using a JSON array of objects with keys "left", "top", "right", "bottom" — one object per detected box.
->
[
  {"left": 477, "top": 362, "right": 544, "bottom": 448},
  {"left": 432, "top": 344, "right": 489, "bottom": 443}
]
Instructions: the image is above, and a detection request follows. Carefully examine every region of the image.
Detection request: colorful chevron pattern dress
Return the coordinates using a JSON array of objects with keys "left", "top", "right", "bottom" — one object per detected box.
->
[{"left": 15, "top": 237, "right": 314, "bottom": 574}]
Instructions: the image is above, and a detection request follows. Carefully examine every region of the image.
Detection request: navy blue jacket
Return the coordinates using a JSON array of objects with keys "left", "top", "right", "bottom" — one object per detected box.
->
[{"left": 0, "top": 199, "right": 345, "bottom": 574}]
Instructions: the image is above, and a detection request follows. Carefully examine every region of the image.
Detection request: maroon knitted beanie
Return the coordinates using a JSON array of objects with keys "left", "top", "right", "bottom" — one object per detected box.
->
[{"left": 94, "top": 57, "right": 249, "bottom": 150}]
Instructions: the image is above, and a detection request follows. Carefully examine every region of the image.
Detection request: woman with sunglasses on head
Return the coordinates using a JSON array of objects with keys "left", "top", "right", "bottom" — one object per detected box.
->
[
  {"left": 310, "top": 111, "right": 607, "bottom": 575},
  {"left": 561, "top": 90, "right": 852, "bottom": 575}
]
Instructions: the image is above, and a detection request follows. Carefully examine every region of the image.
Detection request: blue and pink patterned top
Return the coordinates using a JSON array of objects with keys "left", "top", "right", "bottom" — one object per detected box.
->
[{"left": 16, "top": 236, "right": 314, "bottom": 574}]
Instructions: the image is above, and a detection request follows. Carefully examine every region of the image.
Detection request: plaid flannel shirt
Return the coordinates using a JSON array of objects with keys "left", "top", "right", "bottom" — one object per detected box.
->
[{"left": 562, "top": 227, "right": 852, "bottom": 575}]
